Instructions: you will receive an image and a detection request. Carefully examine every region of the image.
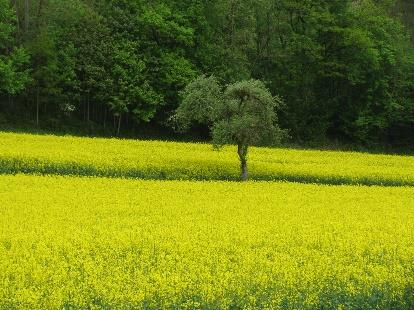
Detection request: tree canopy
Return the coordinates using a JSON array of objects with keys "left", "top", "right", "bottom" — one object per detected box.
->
[
  {"left": 175, "top": 76, "right": 285, "bottom": 180},
  {"left": 0, "top": 0, "right": 413, "bottom": 148}
]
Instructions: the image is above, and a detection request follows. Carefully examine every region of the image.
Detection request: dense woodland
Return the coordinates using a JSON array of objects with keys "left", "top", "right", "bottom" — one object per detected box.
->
[{"left": 0, "top": 0, "right": 413, "bottom": 147}]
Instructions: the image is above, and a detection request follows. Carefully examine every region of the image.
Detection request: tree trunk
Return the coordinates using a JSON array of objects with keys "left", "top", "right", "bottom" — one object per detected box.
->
[
  {"left": 83, "top": 97, "right": 86, "bottom": 121},
  {"left": 117, "top": 114, "right": 122, "bottom": 135},
  {"left": 240, "top": 158, "right": 248, "bottom": 181},
  {"left": 237, "top": 144, "right": 248, "bottom": 181},
  {"left": 36, "top": 0, "right": 43, "bottom": 29},
  {"left": 87, "top": 92, "right": 90, "bottom": 122},
  {"left": 24, "top": 0, "right": 29, "bottom": 33},
  {"left": 36, "top": 88, "right": 39, "bottom": 127},
  {"left": 12, "top": 0, "right": 20, "bottom": 38},
  {"left": 103, "top": 106, "right": 107, "bottom": 129}
]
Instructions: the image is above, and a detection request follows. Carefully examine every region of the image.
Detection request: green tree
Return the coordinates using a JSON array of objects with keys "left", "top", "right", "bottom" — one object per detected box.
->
[
  {"left": 248, "top": 0, "right": 414, "bottom": 145},
  {"left": 1, "top": 0, "right": 413, "bottom": 148},
  {"left": 109, "top": 40, "right": 163, "bottom": 135},
  {"left": 0, "top": 0, "right": 30, "bottom": 100},
  {"left": 204, "top": 0, "right": 256, "bottom": 82},
  {"left": 98, "top": 0, "right": 197, "bottom": 126},
  {"left": 175, "top": 75, "right": 285, "bottom": 180},
  {"left": 23, "top": 0, "right": 85, "bottom": 126}
]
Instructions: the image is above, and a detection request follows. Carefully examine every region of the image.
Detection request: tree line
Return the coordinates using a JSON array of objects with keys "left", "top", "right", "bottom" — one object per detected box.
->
[{"left": 0, "top": 0, "right": 413, "bottom": 147}]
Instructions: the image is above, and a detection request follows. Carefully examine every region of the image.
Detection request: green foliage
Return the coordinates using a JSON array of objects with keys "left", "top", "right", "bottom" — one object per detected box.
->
[
  {"left": 176, "top": 76, "right": 285, "bottom": 180},
  {"left": 0, "top": 47, "right": 31, "bottom": 95},
  {"left": 212, "top": 80, "right": 284, "bottom": 147},
  {"left": 175, "top": 75, "right": 222, "bottom": 128},
  {"left": 109, "top": 40, "right": 162, "bottom": 122},
  {"left": 0, "top": 0, "right": 31, "bottom": 96},
  {"left": 0, "top": 0, "right": 413, "bottom": 147},
  {"left": 177, "top": 76, "right": 284, "bottom": 146},
  {"left": 0, "top": 0, "right": 15, "bottom": 48},
  {"left": 250, "top": 0, "right": 414, "bottom": 144}
]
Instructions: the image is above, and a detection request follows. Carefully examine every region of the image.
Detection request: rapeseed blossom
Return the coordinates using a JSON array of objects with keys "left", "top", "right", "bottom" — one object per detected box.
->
[
  {"left": 1, "top": 132, "right": 414, "bottom": 185},
  {"left": 1, "top": 175, "right": 413, "bottom": 308}
]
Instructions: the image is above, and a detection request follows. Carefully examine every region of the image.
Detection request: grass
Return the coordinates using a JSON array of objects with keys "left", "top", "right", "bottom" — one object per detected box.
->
[{"left": 1, "top": 174, "right": 414, "bottom": 308}]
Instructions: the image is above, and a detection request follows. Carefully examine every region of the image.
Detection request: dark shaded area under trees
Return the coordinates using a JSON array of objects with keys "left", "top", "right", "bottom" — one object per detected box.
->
[{"left": 0, "top": 0, "right": 413, "bottom": 149}]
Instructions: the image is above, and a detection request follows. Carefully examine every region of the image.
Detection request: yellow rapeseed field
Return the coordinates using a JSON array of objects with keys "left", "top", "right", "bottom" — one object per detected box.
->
[
  {"left": 1, "top": 174, "right": 414, "bottom": 308},
  {"left": 1, "top": 132, "right": 414, "bottom": 185}
]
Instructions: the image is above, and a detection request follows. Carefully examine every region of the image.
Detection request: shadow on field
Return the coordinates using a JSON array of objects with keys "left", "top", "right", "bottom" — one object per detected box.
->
[{"left": 1, "top": 157, "right": 413, "bottom": 187}]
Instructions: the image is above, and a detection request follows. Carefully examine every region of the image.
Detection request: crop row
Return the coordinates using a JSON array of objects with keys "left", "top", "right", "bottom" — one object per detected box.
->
[
  {"left": 1, "top": 174, "right": 414, "bottom": 308},
  {"left": 1, "top": 132, "right": 414, "bottom": 186}
]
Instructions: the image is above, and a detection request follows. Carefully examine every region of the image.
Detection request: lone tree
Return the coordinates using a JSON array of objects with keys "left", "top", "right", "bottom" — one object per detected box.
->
[{"left": 174, "top": 75, "right": 285, "bottom": 181}]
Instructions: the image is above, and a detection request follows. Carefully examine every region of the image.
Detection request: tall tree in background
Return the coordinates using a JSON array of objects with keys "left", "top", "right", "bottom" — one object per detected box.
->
[
  {"left": 109, "top": 40, "right": 163, "bottom": 135},
  {"left": 0, "top": 0, "right": 413, "bottom": 147},
  {"left": 395, "top": 0, "right": 414, "bottom": 44},
  {"left": 250, "top": 0, "right": 414, "bottom": 145},
  {"left": 22, "top": 0, "right": 82, "bottom": 126},
  {"left": 24, "top": 0, "right": 29, "bottom": 32},
  {"left": 205, "top": 0, "right": 256, "bottom": 82},
  {"left": 79, "top": 0, "right": 198, "bottom": 131},
  {"left": 0, "top": 0, "right": 30, "bottom": 105}
]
